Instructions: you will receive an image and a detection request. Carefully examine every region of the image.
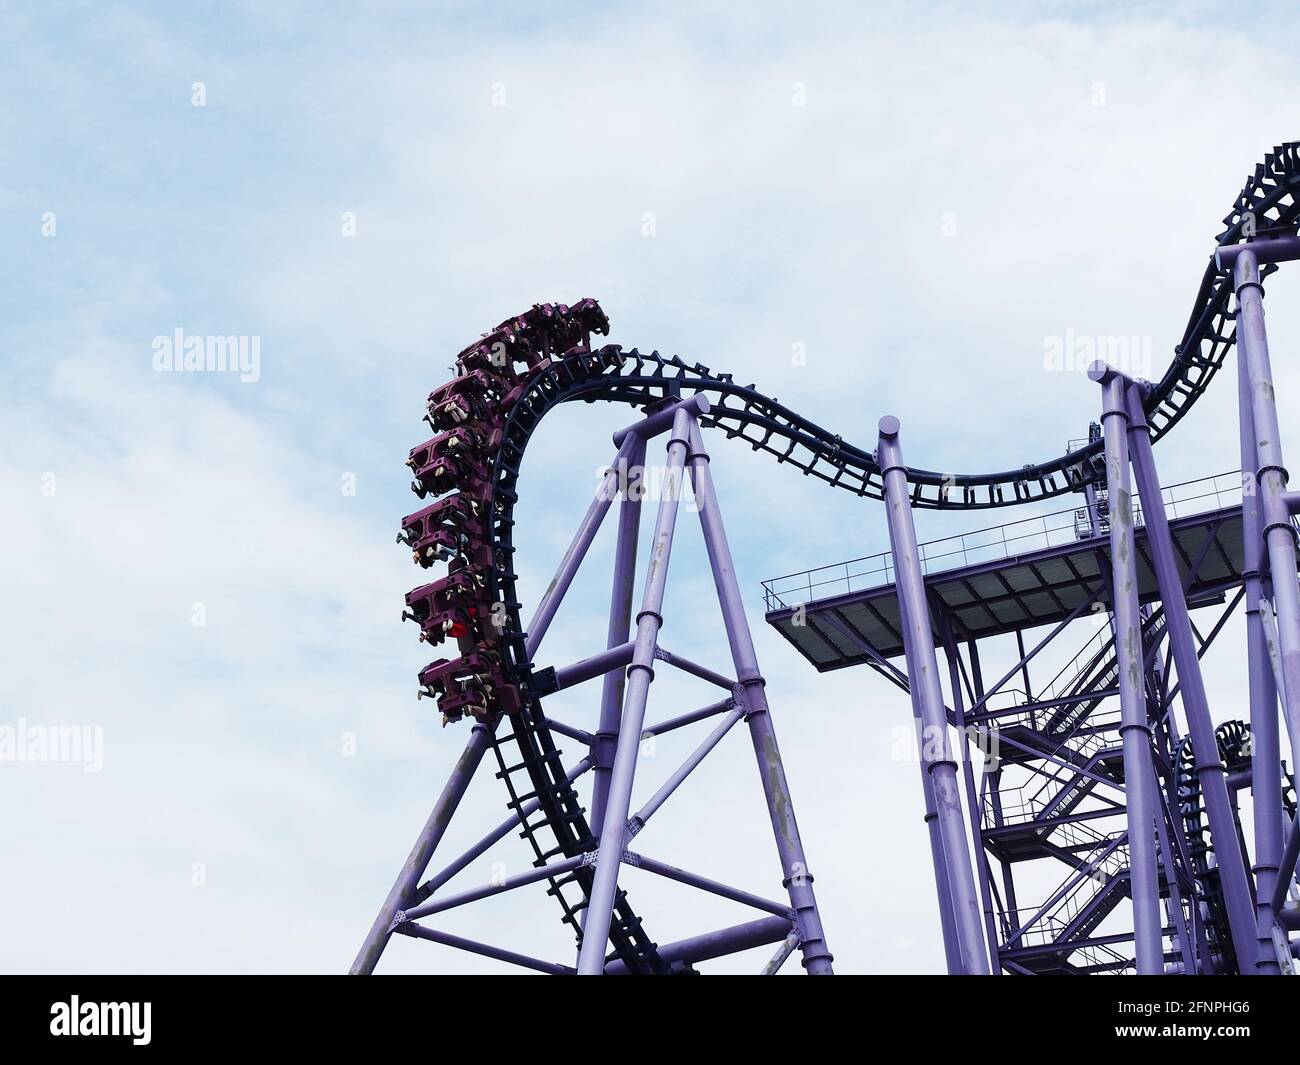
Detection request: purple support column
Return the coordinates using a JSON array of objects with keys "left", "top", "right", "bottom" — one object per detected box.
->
[
  {"left": 877, "top": 416, "right": 989, "bottom": 974},
  {"left": 526, "top": 434, "right": 638, "bottom": 657},
  {"left": 1086, "top": 366, "right": 1162, "bottom": 974},
  {"left": 938, "top": 618, "right": 1001, "bottom": 973},
  {"left": 350, "top": 720, "right": 494, "bottom": 974},
  {"left": 895, "top": 594, "right": 962, "bottom": 973},
  {"left": 1240, "top": 343, "right": 1284, "bottom": 974},
  {"left": 576, "top": 408, "right": 693, "bottom": 975},
  {"left": 1235, "top": 250, "right": 1300, "bottom": 755},
  {"left": 685, "top": 418, "right": 834, "bottom": 974},
  {"left": 1108, "top": 366, "right": 1259, "bottom": 971},
  {"left": 591, "top": 436, "right": 646, "bottom": 831},
  {"left": 918, "top": 724, "right": 964, "bottom": 975}
]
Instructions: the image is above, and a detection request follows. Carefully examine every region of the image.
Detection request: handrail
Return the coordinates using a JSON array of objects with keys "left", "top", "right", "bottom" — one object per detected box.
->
[{"left": 763, "top": 470, "right": 1243, "bottom": 611}]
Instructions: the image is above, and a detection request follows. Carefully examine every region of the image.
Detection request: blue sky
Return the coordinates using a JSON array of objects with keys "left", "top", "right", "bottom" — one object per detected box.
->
[{"left": 2, "top": 2, "right": 1298, "bottom": 973}]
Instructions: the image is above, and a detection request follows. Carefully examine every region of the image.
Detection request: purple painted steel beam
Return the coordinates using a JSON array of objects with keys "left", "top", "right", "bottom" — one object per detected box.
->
[
  {"left": 398, "top": 853, "right": 586, "bottom": 923},
  {"left": 539, "top": 717, "right": 593, "bottom": 746},
  {"left": 628, "top": 703, "right": 748, "bottom": 835},
  {"left": 642, "top": 697, "right": 736, "bottom": 737},
  {"left": 349, "top": 720, "right": 495, "bottom": 974},
  {"left": 885, "top": 583, "right": 962, "bottom": 972},
  {"left": 612, "top": 393, "right": 711, "bottom": 447},
  {"left": 1152, "top": 787, "right": 1196, "bottom": 972},
  {"left": 552, "top": 640, "right": 636, "bottom": 692},
  {"left": 412, "top": 756, "right": 594, "bottom": 904},
  {"left": 1214, "top": 233, "right": 1300, "bottom": 270},
  {"left": 576, "top": 407, "right": 693, "bottom": 975},
  {"left": 632, "top": 852, "right": 792, "bottom": 917},
  {"left": 1235, "top": 250, "right": 1300, "bottom": 760},
  {"left": 684, "top": 417, "right": 834, "bottom": 974},
  {"left": 918, "top": 734, "right": 964, "bottom": 975},
  {"left": 937, "top": 616, "right": 1001, "bottom": 974},
  {"left": 761, "top": 930, "right": 801, "bottom": 975},
  {"left": 877, "top": 415, "right": 989, "bottom": 975},
  {"left": 603, "top": 916, "right": 792, "bottom": 974},
  {"left": 526, "top": 434, "right": 639, "bottom": 659},
  {"left": 1086, "top": 365, "right": 1162, "bottom": 974},
  {"left": 1272, "top": 813, "right": 1300, "bottom": 917},
  {"left": 817, "top": 610, "right": 911, "bottom": 691},
  {"left": 1115, "top": 370, "right": 1263, "bottom": 971},
  {"left": 654, "top": 647, "right": 736, "bottom": 690},
  {"left": 395, "top": 923, "right": 577, "bottom": 975},
  {"left": 592, "top": 434, "right": 646, "bottom": 832},
  {"left": 1239, "top": 341, "right": 1284, "bottom": 973}
]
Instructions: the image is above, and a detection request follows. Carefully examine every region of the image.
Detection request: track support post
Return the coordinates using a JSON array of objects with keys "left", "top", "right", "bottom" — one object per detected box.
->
[
  {"left": 591, "top": 435, "right": 647, "bottom": 831},
  {"left": 575, "top": 407, "right": 693, "bottom": 975},
  {"left": 1094, "top": 360, "right": 1262, "bottom": 972},
  {"left": 877, "top": 415, "right": 989, "bottom": 975},
  {"left": 1235, "top": 249, "right": 1300, "bottom": 754},
  {"left": 685, "top": 417, "right": 834, "bottom": 973},
  {"left": 1237, "top": 337, "right": 1284, "bottom": 973},
  {"left": 1088, "top": 365, "right": 1163, "bottom": 974}
]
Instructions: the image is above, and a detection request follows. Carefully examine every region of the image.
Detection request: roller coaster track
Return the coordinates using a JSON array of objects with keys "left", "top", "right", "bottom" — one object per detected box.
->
[{"left": 395, "top": 142, "right": 1300, "bottom": 970}]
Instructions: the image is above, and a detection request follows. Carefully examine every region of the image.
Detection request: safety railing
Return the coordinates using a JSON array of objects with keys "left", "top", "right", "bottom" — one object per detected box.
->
[
  {"left": 762, "top": 470, "right": 1244, "bottom": 611},
  {"left": 1004, "top": 827, "right": 1128, "bottom": 948},
  {"left": 985, "top": 703, "right": 1124, "bottom": 826}
]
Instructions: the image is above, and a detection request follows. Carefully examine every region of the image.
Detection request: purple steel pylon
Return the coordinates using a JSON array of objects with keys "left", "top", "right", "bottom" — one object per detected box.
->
[
  {"left": 878, "top": 416, "right": 990, "bottom": 974},
  {"left": 358, "top": 393, "right": 831, "bottom": 975},
  {"left": 1088, "top": 364, "right": 1164, "bottom": 973}
]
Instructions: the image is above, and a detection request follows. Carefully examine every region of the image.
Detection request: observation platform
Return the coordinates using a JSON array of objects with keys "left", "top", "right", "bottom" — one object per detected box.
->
[{"left": 763, "top": 473, "right": 1246, "bottom": 670}]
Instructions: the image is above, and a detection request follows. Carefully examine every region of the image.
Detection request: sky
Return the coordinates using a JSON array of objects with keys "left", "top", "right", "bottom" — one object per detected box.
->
[{"left": 1, "top": 1, "right": 1298, "bottom": 974}]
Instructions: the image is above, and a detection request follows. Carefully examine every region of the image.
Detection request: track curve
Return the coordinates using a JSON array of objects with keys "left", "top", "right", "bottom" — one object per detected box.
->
[{"left": 395, "top": 142, "right": 1299, "bottom": 970}]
